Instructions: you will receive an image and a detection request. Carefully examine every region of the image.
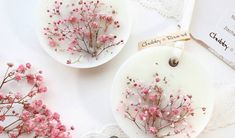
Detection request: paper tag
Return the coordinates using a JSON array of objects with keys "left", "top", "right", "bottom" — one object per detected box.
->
[
  {"left": 138, "top": 31, "right": 191, "bottom": 50},
  {"left": 215, "top": 10, "right": 235, "bottom": 52},
  {"left": 191, "top": 0, "right": 235, "bottom": 70}
]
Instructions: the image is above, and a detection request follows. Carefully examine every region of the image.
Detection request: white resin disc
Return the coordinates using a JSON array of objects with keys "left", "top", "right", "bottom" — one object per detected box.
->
[
  {"left": 37, "top": 0, "right": 132, "bottom": 68},
  {"left": 111, "top": 46, "right": 214, "bottom": 138}
]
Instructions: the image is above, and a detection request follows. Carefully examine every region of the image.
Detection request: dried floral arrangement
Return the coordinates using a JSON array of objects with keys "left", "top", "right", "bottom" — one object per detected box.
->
[
  {"left": 0, "top": 63, "right": 73, "bottom": 138},
  {"left": 118, "top": 73, "right": 206, "bottom": 138},
  {"left": 43, "top": 0, "right": 123, "bottom": 64}
]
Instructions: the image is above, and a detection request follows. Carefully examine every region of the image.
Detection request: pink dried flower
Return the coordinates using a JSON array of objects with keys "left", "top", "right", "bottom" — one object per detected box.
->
[
  {"left": 105, "top": 16, "right": 113, "bottom": 23},
  {"left": 26, "top": 63, "right": 31, "bottom": 69},
  {"left": 0, "top": 93, "right": 3, "bottom": 100},
  {"left": 70, "top": 126, "right": 75, "bottom": 130},
  {"left": 9, "top": 131, "right": 18, "bottom": 138},
  {"left": 148, "top": 95, "right": 157, "bottom": 101},
  {"left": 34, "top": 100, "right": 43, "bottom": 107},
  {"left": 17, "top": 64, "right": 26, "bottom": 73},
  {"left": 53, "top": 112, "right": 60, "bottom": 122},
  {"left": 49, "top": 39, "right": 57, "bottom": 47},
  {"left": 36, "top": 75, "right": 43, "bottom": 81},
  {"left": 38, "top": 86, "right": 47, "bottom": 93},
  {"left": 21, "top": 111, "right": 31, "bottom": 121},
  {"left": 91, "top": 21, "right": 99, "bottom": 28},
  {"left": 98, "top": 35, "right": 109, "bottom": 43},
  {"left": 15, "top": 74, "right": 22, "bottom": 81},
  {"left": 0, "top": 115, "right": 5, "bottom": 121},
  {"left": 172, "top": 108, "right": 180, "bottom": 115},
  {"left": 155, "top": 78, "right": 160, "bottom": 82},
  {"left": 84, "top": 31, "right": 92, "bottom": 38},
  {"left": 139, "top": 112, "right": 148, "bottom": 121},
  {"left": 68, "top": 16, "right": 78, "bottom": 23},
  {"left": 26, "top": 74, "right": 35, "bottom": 84},
  {"left": 7, "top": 63, "right": 14, "bottom": 68},
  {"left": 142, "top": 89, "right": 149, "bottom": 95},
  {"left": 0, "top": 126, "right": 3, "bottom": 134},
  {"left": 15, "top": 92, "right": 22, "bottom": 99},
  {"left": 149, "top": 127, "right": 157, "bottom": 134},
  {"left": 98, "top": 34, "right": 115, "bottom": 44},
  {"left": 66, "top": 60, "right": 72, "bottom": 64},
  {"left": 156, "top": 109, "right": 163, "bottom": 118},
  {"left": 148, "top": 106, "right": 157, "bottom": 115},
  {"left": 187, "top": 95, "right": 192, "bottom": 99}
]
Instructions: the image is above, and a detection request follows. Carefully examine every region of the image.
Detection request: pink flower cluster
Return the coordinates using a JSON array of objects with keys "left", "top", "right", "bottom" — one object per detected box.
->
[
  {"left": 119, "top": 74, "right": 206, "bottom": 138},
  {"left": 44, "top": 0, "right": 123, "bottom": 64},
  {"left": 0, "top": 63, "right": 73, "bottom": 138}
]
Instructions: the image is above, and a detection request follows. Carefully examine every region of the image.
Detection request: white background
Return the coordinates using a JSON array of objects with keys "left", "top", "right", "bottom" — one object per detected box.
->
[{"left": 0, "top": 0, "right": 235, "bottom": 138}]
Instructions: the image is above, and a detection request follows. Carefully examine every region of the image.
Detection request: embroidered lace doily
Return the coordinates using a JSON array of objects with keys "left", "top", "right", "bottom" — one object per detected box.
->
[
  {"left": 82, "top": 124, "right": 129, "bottom": 138},
  {"left": 204, "top": 84, "right": 235, "bottom": 132},
  {"left": 131, "top": 0, "right": 184, "bottom": 20}
]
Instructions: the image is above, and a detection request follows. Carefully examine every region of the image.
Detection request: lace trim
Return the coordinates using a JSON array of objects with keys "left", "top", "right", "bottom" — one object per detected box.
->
[
  {"left": 131, "top": 0, "right": 184, "bottom": 20},
  {"left": 204, "top": 84, "right": 235, "bottom": 132},
  {"left": 82, "top": 124, "right": 129, "bottom": 138}
]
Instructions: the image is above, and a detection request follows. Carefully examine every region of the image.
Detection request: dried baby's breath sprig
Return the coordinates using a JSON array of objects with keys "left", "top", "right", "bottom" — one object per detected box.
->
[
  {"left": 0, "top": 63, "right": 73, "bottom": 138},
  {"left": 44, "top": 0, "right": 123, "bottom": 64},
  {"left": 118, "top": 73, "right": 206, "bottom": 138}
]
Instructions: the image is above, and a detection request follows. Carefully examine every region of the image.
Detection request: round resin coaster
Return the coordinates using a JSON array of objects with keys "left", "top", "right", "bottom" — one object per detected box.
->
[
  {"left": 37, "top": 0, "right": 131, "bottom": 68},
  {"left": 111, "top": 46, "right": 214, "bottom": 138}
]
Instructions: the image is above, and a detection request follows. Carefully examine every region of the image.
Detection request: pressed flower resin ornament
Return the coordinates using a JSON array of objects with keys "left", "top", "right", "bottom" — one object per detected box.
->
[
  {"left": 111, "top": 0, "right": 214, "bottom": 138},
  {"left": 111, "top": 47, "right": 214, "bottom": 138},
  {"left": 38, "top": 0, "right": 131, "bottom": 68}
]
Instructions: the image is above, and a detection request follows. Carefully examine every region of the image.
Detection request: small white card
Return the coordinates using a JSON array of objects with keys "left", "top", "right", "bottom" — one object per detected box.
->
[{"left": 191, "top": 0, "right": 235, "bottom": 69}]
